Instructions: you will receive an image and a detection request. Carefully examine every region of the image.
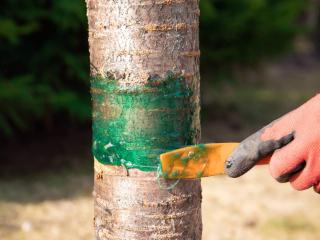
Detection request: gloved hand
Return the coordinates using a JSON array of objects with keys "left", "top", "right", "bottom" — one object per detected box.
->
[{"left": 225, "top": 94, "right": 320, "bottom": 193}]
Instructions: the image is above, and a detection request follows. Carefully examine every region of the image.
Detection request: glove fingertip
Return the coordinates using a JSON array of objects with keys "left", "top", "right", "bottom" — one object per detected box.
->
[
  {"left": 224, "top": 158, "right": 239, "bottom": 178},
  {"left": 278, "top": 131, "right": 295, "bottom": 148},
  {"left": 224, "top": 155, "right": 253, "bottom": 178}
]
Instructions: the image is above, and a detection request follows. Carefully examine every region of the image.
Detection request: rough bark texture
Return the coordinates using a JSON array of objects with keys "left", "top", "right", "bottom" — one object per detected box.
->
[
  {"left": 94, "top": 161, "right": 202, "bottom": 239},
  {"left": 86, "top": 0, "right": 200, "bottom": 85},
  {"left": 86, "top": 0, "right": 202, "bottom": 239}
]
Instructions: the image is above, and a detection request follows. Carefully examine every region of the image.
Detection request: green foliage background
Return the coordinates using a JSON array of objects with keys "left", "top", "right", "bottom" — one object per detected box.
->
[
  {"left": 200, "top": 0, "right": 306, "bottom": 66},
  {"left": 0, "top": 0, "right": 307, "bottom": 136}
]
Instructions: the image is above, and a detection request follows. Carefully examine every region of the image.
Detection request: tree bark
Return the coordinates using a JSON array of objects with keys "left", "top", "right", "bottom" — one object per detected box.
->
[{"left": 86, "top": 0, "right": 202, "bottom": 239}]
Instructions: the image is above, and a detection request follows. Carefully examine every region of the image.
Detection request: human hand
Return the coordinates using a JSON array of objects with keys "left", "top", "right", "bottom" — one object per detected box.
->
[{"left": 225, "top": 94, "right": 320, "bottom": 193}]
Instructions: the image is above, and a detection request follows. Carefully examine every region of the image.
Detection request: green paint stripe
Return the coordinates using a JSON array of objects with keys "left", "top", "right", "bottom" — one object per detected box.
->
[{"left": 91, "top": 71, "right": 198, "bottom": 171}]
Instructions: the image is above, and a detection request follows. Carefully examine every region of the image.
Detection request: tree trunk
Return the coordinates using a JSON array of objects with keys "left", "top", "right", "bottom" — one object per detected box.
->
[{"left": 86, "top": 0, "right": 202, "bottom": 239}]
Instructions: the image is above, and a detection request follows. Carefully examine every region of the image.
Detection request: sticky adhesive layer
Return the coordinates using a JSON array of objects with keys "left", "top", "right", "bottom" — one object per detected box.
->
[{"left": 91, "top": 72, "right": 199, "bottom": 171}]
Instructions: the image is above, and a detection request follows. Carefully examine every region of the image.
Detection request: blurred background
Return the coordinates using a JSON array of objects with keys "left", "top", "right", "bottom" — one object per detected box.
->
[{"left": 0, "top": 0, "right": 319, "bottom": 239}]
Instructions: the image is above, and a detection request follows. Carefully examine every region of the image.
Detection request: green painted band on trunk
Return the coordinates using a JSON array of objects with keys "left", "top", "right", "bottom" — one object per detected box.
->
[{"left": 91, "top": 71, "right": 198, "bottom": 171}]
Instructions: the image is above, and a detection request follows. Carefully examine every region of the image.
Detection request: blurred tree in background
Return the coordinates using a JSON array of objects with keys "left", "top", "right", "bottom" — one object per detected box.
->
[
  {"left": 200, "top": 0, "right": 308, "bottom": 75},
  {"left": 0, "top": 0, "right": 308, "bottom": 136},
  {"left": 0, "top": 0, "right": 89, "bottom": 136}
]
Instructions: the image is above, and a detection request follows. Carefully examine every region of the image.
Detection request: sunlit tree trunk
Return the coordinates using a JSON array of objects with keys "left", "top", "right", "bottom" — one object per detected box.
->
[{"left": 86, "top": 0, "right": 202, "bottom": 239}]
